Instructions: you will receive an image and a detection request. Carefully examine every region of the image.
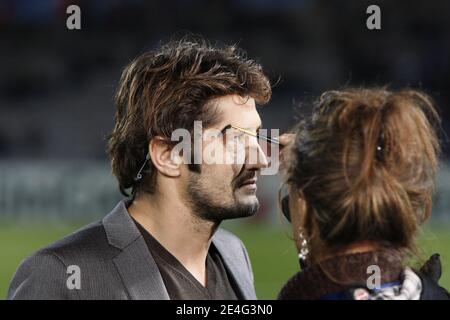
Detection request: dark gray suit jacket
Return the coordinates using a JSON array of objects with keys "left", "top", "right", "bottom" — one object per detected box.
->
[{"left": 7, "top": 201, "right": 257, "bottom": 300}]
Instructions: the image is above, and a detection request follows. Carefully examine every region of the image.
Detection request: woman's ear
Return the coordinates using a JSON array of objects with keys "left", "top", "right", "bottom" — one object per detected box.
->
[
  {"left": 148, "top": 137, "right": 182, "bottom": 177},
  {"left": 289, "top": 189, "right": 305, "bottom": 248},
  {"left": 288, "top": 190, "right": 302, "bottom": 227}
]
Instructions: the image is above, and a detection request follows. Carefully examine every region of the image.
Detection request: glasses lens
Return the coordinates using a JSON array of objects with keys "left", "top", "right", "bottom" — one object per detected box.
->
[{"left": 281, "top": 195, "right": 291, "bottom": 223}]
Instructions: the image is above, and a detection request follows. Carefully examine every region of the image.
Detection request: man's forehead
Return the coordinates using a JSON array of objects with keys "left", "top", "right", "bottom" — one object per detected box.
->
[{"left": 213, "top": 95, "right": 262, "bottom": 129}]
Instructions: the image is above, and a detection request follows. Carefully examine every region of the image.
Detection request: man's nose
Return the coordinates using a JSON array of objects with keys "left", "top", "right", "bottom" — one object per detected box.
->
[{"left": 245, "top": 138, "right": 269, "bottom": 170}]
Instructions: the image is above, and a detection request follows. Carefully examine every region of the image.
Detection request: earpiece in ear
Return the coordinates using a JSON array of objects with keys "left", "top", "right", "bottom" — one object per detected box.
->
[{"left": 134, "top": 153, "right": 150, "bottom": 181}]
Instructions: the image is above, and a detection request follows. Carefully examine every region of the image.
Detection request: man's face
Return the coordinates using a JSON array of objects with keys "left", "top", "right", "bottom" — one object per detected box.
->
[{"left": 182, "top": 95, "right": 269, "bottom": 223}]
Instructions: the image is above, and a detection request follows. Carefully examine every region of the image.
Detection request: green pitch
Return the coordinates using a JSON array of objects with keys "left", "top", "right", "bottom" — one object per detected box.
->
[{"left": 1, "top": 222, "right": 449, "bottom": 299}]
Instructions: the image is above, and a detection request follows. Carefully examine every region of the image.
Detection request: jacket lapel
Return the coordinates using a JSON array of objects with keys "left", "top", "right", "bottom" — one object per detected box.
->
[
  {"left": 212, "top": 230, "right": 257, "bottom": 300},
  {"left": 103, "top": 201, "right": 169, "bottom": 300},
  {"left": 103, "top": 201, "right": 256, "bottom": 300}
]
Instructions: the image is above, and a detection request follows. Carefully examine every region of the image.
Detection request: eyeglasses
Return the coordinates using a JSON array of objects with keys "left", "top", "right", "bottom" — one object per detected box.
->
[
  {"left": 221, "top": 124, "right": 280, "bottom": 145},
  {"left": 281, "top": 195, "right": 291, "bottom": 223},
  {"left": 220, "top": 124, "right": 280, "bottom": 159}
]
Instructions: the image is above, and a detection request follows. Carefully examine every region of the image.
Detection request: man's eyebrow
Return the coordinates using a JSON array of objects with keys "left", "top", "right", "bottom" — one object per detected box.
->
[
  {"left": 220, "top": 123, "right": 262, "bottom": 134},
  {"left": 220, "top": 124, "right": 232, "bottom": 134},
  {"left": 244, "top": 124, "right": 262, "bottom": 132},
  {"left": 238, "top": 120, "right": 262, "bottom": 130}
]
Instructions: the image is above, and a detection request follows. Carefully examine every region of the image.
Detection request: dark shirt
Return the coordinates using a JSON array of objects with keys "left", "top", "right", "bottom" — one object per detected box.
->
[{"left": 133, "top": 219, "right": 239, "bottom": 300}]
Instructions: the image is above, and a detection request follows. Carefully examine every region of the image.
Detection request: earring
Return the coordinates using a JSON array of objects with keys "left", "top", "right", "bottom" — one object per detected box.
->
[{"left": 298, "top": 229, "right": 309, "bottom": 262}]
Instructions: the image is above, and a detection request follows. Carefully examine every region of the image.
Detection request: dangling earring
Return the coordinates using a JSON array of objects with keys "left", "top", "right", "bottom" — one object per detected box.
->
[{"left": 298, "top": 228, "right": 309, "bottom": 262}]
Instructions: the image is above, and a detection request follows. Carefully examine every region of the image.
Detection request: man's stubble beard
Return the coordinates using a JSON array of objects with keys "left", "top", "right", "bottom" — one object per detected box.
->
[{"left": 185, "top": 169, "right": 260, "bottom": 224}]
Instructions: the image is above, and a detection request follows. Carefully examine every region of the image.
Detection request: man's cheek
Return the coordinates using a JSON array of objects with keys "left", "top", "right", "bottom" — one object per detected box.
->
[
  {"left": 202, "top": 141, "right": 222, "bottom": 164},
  {"left": 231, "top": 163, "right": 245, "bottom": 179},
  {"left": 224, "top": 141, "right": 246, "bottom": 165}
]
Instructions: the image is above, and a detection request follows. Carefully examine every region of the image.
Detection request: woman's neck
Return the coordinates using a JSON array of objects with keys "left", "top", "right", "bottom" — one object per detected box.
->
[{"left": 312, "top": 241, "right": 381, "bottom": 265}]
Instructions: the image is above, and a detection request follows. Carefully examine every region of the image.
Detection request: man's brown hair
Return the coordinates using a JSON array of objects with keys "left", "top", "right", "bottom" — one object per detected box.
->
[{"left": 107, "top": 38, "right": 271, "bottom": 196}]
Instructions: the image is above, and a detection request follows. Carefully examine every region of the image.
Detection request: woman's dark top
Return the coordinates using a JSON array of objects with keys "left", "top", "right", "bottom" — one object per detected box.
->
[{"left": 278, "top": 251, "right": 450, "bottom": 300}]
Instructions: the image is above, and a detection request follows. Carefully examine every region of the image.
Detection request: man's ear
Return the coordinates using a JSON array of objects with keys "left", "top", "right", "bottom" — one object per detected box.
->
[{"left": 148, "top": 137, "right": 182, "bottom": 177}]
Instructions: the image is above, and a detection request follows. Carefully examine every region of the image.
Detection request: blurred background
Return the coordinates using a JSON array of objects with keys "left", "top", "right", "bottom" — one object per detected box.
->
[{"left": 1, "top": 0, "right": 450, "bottom": 299}]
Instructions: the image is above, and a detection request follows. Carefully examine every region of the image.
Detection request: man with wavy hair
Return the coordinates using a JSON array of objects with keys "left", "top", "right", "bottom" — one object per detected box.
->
[{"left": 8, "top": 38, "right": 272, "bottom": 300}]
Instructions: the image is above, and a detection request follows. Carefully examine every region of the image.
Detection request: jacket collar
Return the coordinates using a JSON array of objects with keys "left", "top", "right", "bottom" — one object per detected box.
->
[
  {"left": 103, "top": 200, "right": 170, "bottom": 299},
  {"left": 212, "top": 229, "right": 256, "bottom": 299},
  {"left": 102, "top": 200, "right": 255, "bottom": 300}
]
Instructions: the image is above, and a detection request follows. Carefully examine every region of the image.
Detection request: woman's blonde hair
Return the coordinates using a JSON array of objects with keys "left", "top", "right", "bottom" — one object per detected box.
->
[{"left": 284, "top": 88, "right": 441, "bottom": 260}]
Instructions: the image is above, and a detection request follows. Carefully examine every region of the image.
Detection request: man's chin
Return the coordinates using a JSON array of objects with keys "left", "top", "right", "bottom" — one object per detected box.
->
[
  {"left": 232, "top": 195, "right": 259, "bottom": 217},
  {"left": 198, "top": 199, "right": 259, "bottom": 223},
  {"left": 235, "top": 194, "right": 259, "bottom": 208}
]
